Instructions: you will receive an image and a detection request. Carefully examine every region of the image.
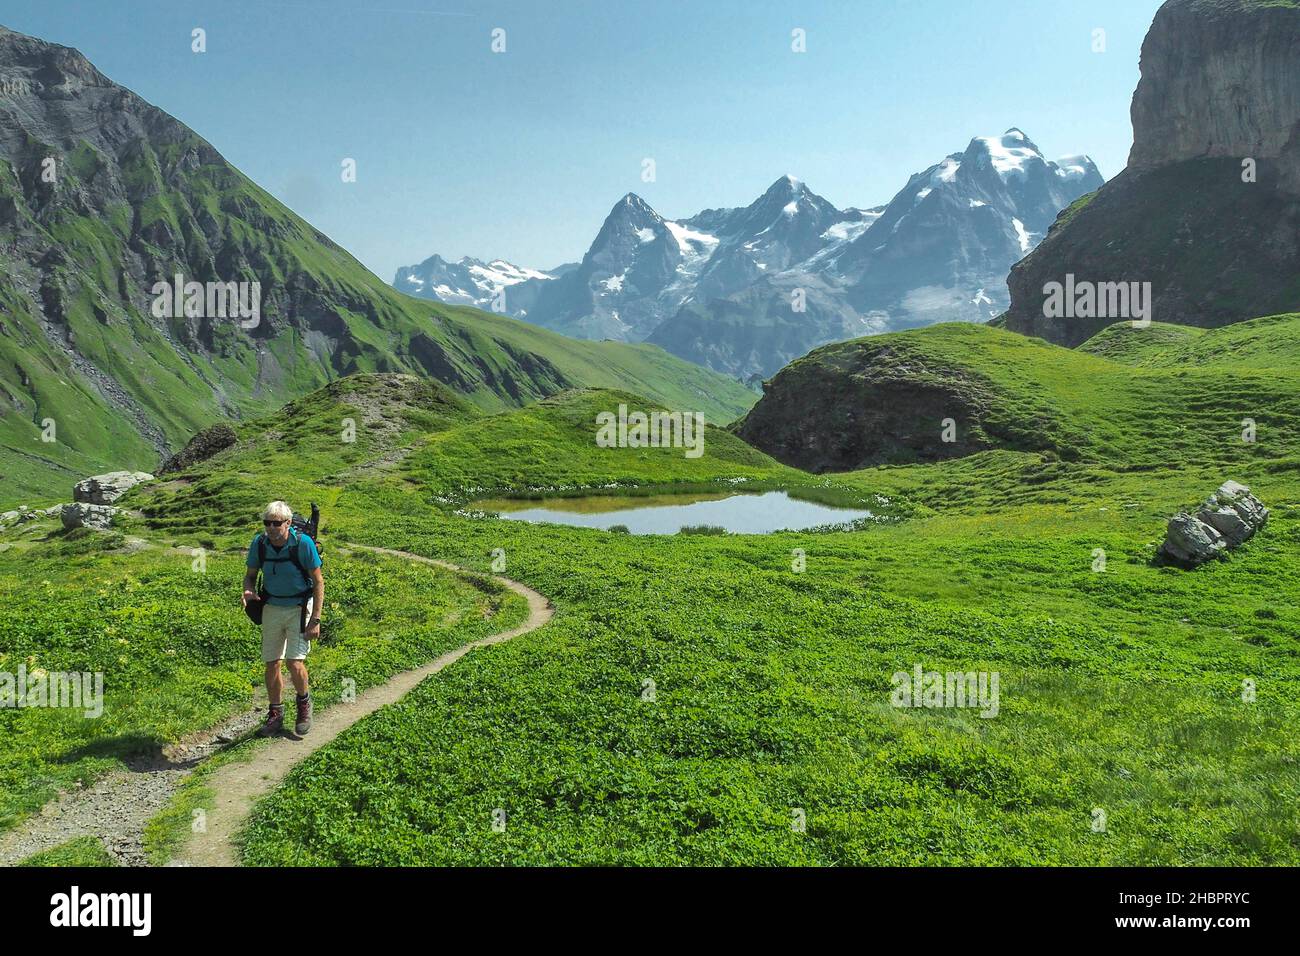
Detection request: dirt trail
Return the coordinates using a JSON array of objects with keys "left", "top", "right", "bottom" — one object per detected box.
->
[{"left": 0, "top": 546, "right": 553, "bottom": 868}]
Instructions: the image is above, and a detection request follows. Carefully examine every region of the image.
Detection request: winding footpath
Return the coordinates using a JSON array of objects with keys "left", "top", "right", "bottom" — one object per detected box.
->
[{"left": 0, "top": 545, "right": 553, "bottom": 868}]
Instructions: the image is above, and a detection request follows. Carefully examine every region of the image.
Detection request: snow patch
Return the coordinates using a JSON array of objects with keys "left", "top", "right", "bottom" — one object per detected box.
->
[
  {"left": 664, "top": 220, "right": 719, "bottom": 270},
  {"left": 974, "top": 130, "right": 1041, "bottom": 180},
  {"left": 934, "top": 158, "right": 961, "bottom": 183},
  {"left": 468, "top": 260, "right": 551, "bottom": 287},
  {"left": 820, "top": 218, "right": 874, "bottom": 244},
  {"left": 1054, "top": 154, "right": 1095, "bottom": 181},
  {"left": 1011, "top": 217, "right": 1033, "bottom": 253}
]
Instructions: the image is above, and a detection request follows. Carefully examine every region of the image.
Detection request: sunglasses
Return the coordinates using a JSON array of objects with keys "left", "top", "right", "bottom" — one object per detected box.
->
[{"left": 263, "top": 519, "right": 287, "bottom": 527}]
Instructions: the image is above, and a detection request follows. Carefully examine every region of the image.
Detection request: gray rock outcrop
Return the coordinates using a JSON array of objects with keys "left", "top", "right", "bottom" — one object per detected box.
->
[
  {"left": 73, "top": 471, "right": 154, "bottom": 504},
  {"left": 159, "top": 423, "right": 238, "bottom": 474},
  {"left": 61, "top": 502, "right": 118, "bottom": 531},
  {"left": 1158, "top": 480, "right": 1268, "bottom": 567},
  {"left": 1128, "top": 0, "right": 1300, "bottom": 184},
  {"left": 1003, "top": 0, "right": 1300, "bottom": 347},
  {"left": 0, "top": 505, "right": 61, "bottom": 526}
]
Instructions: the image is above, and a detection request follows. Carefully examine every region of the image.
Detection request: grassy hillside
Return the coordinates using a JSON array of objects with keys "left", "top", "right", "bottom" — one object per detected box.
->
[
  {"left": 1081, "top": 313, "right": 1300, "bottom": 371},
  {"left": 0, "top": 28, "right": 755, "bottom": 509},
  {"left": 0, "top": 163, "right": 756, "bottom": 510},
  {"left": 736, "top": 320, "right": 1300, "bottom": 473},
  {"left": 8, "top": 311, "right": 1300, "bottom": 865},
  {"left": 0, "top": 519, "right": 527, "bottom": 836}
]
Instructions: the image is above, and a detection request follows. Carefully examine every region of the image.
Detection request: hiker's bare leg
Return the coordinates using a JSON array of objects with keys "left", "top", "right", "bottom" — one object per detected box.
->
[
  {"left": 287, "top": 659, "right": 309, "bottom": 697},
  {"left": 265, "top": 661, "right": 283, "bottom": 706}
]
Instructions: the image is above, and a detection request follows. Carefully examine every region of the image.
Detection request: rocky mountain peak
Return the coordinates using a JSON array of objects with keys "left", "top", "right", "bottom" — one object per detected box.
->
[{"left": 1128, "top": 0, "right": 1300, "bottom": 189}]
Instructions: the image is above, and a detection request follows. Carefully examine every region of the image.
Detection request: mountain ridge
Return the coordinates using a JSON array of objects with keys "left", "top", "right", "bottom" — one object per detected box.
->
[
  {"left": 395, "top": 133, "right": 1101, "bottom": 378},
  {"left": 0, "top": 24, "right": 756, "bottom": 506}
]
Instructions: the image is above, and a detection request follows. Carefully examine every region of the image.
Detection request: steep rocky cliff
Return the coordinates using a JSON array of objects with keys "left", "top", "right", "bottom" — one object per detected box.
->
[
  {"left": 1003, "top": 0, "right": 1300, "bottom": 347},
  {"left": 1128, "top": 0, "right": 1300, "bottom": 178}
]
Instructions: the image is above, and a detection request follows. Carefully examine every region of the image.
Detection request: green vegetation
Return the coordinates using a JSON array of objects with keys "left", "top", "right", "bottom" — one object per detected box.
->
[
  {"left": 1081, "top": 313, "right": 1300, "bottom": 372},
  {"left": 16, "top": 836, "right": 116, "bottom": 867},
  {"left": 0, "top": 136, "right": 754, "bottom": 510},
  {"left": 8, "top": 313, "right": 1300, "bottom": 866},
  {"left": 740, "top": 318, "right": 1300, "bottom": 470},
  {"left": 1050, "top": 189, "right": 1098, "bottom": 230},
  {"left": 0, "top": 516, "right": 526, "bottom": 835}
]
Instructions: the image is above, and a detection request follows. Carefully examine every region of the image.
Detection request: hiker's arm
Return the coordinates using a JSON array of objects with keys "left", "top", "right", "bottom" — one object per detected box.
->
[
  {"left": 305, "top": 567, "right": 324, "bottom": 637},
  {"left": 241, "top": 567, "right": 258, "bottom": 606}
]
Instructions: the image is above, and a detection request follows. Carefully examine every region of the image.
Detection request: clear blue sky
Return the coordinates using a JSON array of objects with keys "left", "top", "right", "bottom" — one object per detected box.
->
[{"left": 0, "top": 0, "right": 1164, "bottom": 279}]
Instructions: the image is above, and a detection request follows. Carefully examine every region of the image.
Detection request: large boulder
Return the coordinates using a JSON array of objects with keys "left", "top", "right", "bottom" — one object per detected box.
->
[
  {"left": 61, "top": 502, "right": 118, "bottom": 531},
  {"left": 1158, "top": 481, "right": 1268, "bottom": 567},
  {"left": 73, "top": 471, "right": 154, "bottom": 504},
  {"left": 159, "top": 423, "right": 238, "bottom": 474}
]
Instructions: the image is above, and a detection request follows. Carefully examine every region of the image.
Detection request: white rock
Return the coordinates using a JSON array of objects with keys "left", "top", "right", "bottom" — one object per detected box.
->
[{"left": 73, "top": 471, "right": 154, "bottom": 505}]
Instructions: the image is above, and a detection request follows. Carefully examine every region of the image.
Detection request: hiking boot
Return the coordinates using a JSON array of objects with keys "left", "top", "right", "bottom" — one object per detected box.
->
[
  {"left": 259, "top": 704, "right": 284, "bottom": 737},
  {"left": 295, "top": 693, "right": 312, "bottom": 735}
]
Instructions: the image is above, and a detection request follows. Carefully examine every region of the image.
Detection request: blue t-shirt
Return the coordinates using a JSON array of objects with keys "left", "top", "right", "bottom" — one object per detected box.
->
[{"left": 246, "top": 531, "right": 321, "bottom": 606}]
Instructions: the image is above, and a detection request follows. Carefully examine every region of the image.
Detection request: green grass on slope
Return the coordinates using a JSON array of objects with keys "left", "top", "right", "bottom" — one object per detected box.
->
[
  {"left": 18, "top": 310, "right": 1300, "bottom": 866},
  {"left": 1081, "top": 313, "right": 1300, "bottom": 371},
  {"left": 402, "top": 388, "right": 799, "bottom": 502},
  {"left": 198, "top": 319, "right": 1300, "bottom": 865},
  {"left": 0, "top": 132, "right": 754, "bottom": 509},
  {"left": 774, "top": 321, "right": 1300, "bottom": 469},
  {"left": 15, "top": 836, "right": 116, "bottom": 867},
  {"left": 0, "top": 521, "right": 525, "bottom": 836},
  {"left": 432, "top": 305, "right": 758, "bottom": 424},
  {"left": 1078, "top": 321, "right": 1208, "bottom": 365},
  {"left": 238, "top": 467, "right": 1300, "bottom": 865},
  {"left": 131, "top": 378, "right": 809, "bottom": 542}
]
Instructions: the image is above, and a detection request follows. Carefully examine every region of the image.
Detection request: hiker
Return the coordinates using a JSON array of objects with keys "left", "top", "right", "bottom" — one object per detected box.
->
[{"left": 241, "top": 501, "right": 323, "bottom": 736}]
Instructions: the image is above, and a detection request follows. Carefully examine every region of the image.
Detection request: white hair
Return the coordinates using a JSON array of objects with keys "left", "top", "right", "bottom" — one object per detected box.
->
[{"left": 262, "top": 500, "right": 293, "bottom": 521}]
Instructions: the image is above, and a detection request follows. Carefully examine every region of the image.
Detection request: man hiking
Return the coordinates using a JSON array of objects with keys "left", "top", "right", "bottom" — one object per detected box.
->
[{"left": 241, "top": 501, "right": 323, "bottom": 736}]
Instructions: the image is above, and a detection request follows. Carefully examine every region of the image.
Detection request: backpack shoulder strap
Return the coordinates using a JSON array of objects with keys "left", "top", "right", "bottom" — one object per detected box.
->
[
  {"left": 286, "top": 529, "right": 306, "bottom": 577},
  {"left": 287, "top": 530, "right": 314, "bottom": 602},
  {"left": 256, "top": 533, "right": 267, "bottom": 567}
]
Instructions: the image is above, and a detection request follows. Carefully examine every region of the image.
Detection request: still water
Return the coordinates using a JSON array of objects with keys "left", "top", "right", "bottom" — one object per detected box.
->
[{"left": 474, "top": 490, "right": 872, "bottom": 535}]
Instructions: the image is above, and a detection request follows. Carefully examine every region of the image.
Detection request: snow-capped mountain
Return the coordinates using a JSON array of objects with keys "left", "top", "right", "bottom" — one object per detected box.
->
[
  {"left": 522, "top": 193, "right": 709, "bottom": 340},
  {"left": 393, "top": 129, "right": 1102, "bottom": 378},
  {"left": 682, "top": 175, "right": 849, "bottom": 300},
  {"left": 525, "top": 177, "right": 869, "bottom": 341},
  {"left": 651, "top": 130, "right": 1102, "bottom": 377},
  {"left": 393, "top": 254, "right": 571, "bottom": 317},
  {"left": 829, "top": 129, "right": 1104, "bottom": 327}
]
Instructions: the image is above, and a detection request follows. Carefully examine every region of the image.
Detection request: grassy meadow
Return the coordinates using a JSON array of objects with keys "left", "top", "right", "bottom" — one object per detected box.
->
[{"left": 3, "top": 316, "right": 1299, "bottom": 864}]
